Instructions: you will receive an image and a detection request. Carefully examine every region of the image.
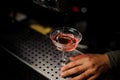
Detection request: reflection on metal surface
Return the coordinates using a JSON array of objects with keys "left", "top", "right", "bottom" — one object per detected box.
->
[
  {"left": 33, "top": 0, "right": 59, "bottom": 11},
  {"left": 30, "top": 24, "right": 52, "bottom": 35},
  {"left": 1, "top": 28, "right": 82, "bottom": 80}
]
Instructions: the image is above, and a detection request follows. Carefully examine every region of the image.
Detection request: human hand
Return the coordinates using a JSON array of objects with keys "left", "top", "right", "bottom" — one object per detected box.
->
[{"left": 60, "top": 54, "right": 111, "bottom": 80}]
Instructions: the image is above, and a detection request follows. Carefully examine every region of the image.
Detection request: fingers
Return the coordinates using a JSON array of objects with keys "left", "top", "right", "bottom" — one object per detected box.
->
[
  {"left": 70, "top": 69, "right": 99, "bottom": 80},
  {"left": 60, "top": 54, "right": 106, "bottom": 80},
  {"left": 61, "top": 54, "right": 88, "bottom": 77},
  {"left": 61, "top": 59, "right": 83, "bottom": 72},
  {"left": 87, "top": 74, "right": 99, "bottom": 80},
  {"left": 61, "top": 65, "right": 87, "bottom": 78}
]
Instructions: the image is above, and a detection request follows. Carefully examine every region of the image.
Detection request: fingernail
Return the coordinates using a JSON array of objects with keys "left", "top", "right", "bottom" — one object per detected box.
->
[
  {"left": 61, "top": 67, "right": 64, "bottom": 71},
  {"left": 61, "top": 68, "right": 63, "bottom": 71},
  {"left": 60, "top": 73, "right": 64, "bottom": 77}
]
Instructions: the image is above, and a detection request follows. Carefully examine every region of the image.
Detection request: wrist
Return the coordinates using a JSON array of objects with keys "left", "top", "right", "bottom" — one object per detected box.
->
[{"left": 103, "top": 54, "right": 112, "bottom": 69}]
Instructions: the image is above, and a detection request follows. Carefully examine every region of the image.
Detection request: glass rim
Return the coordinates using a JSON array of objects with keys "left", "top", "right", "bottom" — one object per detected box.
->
[{"left": 50, "top": 27, "right": 82, "bottom": 43}]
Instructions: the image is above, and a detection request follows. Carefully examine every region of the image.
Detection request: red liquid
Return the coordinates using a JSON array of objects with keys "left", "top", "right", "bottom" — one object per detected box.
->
[{"left": 51, "top": 33, "right": 80, "bottom": 52}]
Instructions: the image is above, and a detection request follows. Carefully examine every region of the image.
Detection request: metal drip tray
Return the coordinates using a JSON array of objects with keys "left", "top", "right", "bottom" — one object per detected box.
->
[{"left": 0, "top": 28, "right": 82, "bottom": 80}]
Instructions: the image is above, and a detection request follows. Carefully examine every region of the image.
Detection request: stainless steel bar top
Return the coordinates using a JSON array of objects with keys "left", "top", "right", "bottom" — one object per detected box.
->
[{"left": 0, "top": 28, "right": 82, "bottom": 80}]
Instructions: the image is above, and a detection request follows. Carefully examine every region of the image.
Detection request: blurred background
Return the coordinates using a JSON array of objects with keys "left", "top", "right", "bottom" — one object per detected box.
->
[{"left": 0, "top": 0, "right": 120, "bottom": 80}]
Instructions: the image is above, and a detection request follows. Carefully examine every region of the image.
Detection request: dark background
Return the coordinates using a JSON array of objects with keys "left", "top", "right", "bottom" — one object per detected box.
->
[{"left": 0, "top": 0, "right": 120, "bottom": 80}]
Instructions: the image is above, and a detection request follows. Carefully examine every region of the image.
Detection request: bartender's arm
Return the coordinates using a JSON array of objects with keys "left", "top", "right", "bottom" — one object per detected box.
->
[
  {"left": 60, "top": 50, "right": 120, "bottom": 80},
  {"left": 106, "top": 50, "right": 120, "bottom": 69}
]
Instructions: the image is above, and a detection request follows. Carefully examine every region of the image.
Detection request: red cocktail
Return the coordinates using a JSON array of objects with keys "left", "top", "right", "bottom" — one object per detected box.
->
[{"left": 50, "top": 27, "right": 82, "bottom": 65}]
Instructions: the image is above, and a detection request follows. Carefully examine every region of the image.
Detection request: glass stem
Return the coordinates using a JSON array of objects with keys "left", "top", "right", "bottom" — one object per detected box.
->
[
  {"left": 61, "top": 51, "right": 66, "bottom": 66},
  {"left": 61, "top": 51, "right": 70, "bottom": 66},
  {"left": 62, "top": 51, "right": 65, "bottom": 61}
]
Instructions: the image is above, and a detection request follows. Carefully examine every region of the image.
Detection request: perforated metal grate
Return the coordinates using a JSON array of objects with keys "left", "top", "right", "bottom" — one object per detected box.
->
[{"left": 1, "top": 28, "right": 82, "bottom": 80}]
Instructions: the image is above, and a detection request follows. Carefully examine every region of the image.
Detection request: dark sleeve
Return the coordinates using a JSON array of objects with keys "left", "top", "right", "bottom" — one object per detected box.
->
[{"left": 106, "top": 50, "right": 120, "bottom": 69}]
